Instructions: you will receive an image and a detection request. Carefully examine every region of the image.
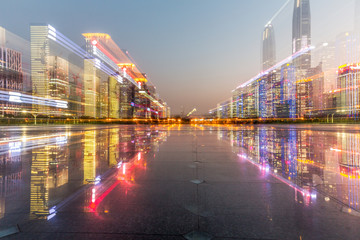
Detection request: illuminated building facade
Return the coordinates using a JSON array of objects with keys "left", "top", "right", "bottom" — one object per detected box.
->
[
  {"left": 82, "top": 33, "right": 169, "bottom": 119},
  {"left": 237, "top": 82, "right": 258, "bottom": 118},
  {"left": 219, "top": 100, "right": 232, "bottom": 119},
  {"left": 308, "top": 63, "right": 324, "bottom": 115},
  {"left": 334, "top": 31, "right": 360, "bottom": 118},
  {"left": 82, "top": 33, "right": 128, "bottom": 118},
  {"left": 214, "top": 47, "right": 310, "bottom": 119},
  {"left": 296, "top": 77, "right": 312, "bottom": 117},
  {"left": 0, "top": 27, "right": 30, "bottom": 116},
  {"left": 26, "top": 26, "right": 170, "bottom": 119},
  {"left": 31, "top": 25, "right": 86, "bottom": 115},
  {"left": 292, "top": 0, "right": 313, "bottom": 117},
  {"left": 337, "top": 64, "right": 360, "bottom": 118},
  {"left": 119, "top": 80, "right": 135, "bottom": 118}
]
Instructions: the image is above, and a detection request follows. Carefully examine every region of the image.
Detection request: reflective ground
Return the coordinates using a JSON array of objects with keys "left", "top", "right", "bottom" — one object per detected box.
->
[{"left": 1, "top": 124, "right": 360, "bottom": 239}]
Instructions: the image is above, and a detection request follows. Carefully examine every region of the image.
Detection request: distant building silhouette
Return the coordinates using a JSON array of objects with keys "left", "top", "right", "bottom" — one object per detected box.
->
[{"left": 262, "top": 24, "right": 276, "bottom": 71}]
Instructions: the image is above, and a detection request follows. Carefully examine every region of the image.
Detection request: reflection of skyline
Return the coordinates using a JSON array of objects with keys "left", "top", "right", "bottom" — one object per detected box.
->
[
  {"left": 0, "top": 126, "right": 169, "bottom": 224},
  {"left": 30, "top": 146, "right": 50, "bottom": 218},
  {"left": 84, "top": 131, "right": 96, "bottom": 184},
  {"left": 0, "top": 126, "right": 167, "bottom": 223},
  {"left": 86, "top": 127, "right": 168, "bottom": 212},
  {"left": 218, "top": 125, "right": 360, "bottom": 211},
  {"left": 30, "top": 135, "right": 69, "bottom": 219},
  {"left": 0, "top": 140, "right": 25, "bottom": 220}
]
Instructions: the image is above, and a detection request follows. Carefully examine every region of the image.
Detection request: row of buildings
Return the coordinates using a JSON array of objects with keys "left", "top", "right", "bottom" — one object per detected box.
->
[
  {"left": 0, "top": 25, "right": 170, "bottom": 119},
  {"left": 210, "top": 0, "right": 360, "bottom": 120}
]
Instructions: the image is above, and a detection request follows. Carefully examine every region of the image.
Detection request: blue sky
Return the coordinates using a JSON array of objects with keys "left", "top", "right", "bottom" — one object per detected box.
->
[{"left": 0, "top": 0, "right": 354, "bottom": 114}]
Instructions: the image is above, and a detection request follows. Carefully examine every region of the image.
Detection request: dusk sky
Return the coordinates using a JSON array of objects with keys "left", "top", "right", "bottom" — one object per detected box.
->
[{"left": 0, "top": 0, "right": 355, "bottom": 114}]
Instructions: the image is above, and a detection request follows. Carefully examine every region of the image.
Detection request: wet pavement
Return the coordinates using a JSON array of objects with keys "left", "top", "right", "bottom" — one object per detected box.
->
[{"left": 0, "top": 124, "right": 360, "bottom": 239}]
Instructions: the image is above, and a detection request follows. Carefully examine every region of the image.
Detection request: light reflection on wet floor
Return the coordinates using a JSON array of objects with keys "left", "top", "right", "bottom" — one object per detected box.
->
[
  {"left": 0, "top": 125, "right": 168, "bottom": 224},
  {"left": 217, "top": 124, "right": 360, "bottom": 213},
  {"left": 0, "top": 124, "right": 360, "bottom": 239}
]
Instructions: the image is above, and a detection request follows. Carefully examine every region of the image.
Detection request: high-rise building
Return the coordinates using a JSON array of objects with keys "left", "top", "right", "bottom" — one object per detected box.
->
[
  {"left": 337, "top": 64, "right": 360, "bottom": 117},
  {"left": 30, "top": 24, "right": 84, "bottom": 115},
  {"left": 292, "top": 0, "right": 311, "bottom": 70},
  {"left": 262, "top": 24, "right": 276, "bottom": 71},
  {"left": 292, "top": 0, "right": 312, "bottom": 117},
  {"left": 0, "top": 27, "right": 30, "bottom": 116},
  {"left": 312, "top": 42, "right": 336, "bottom": 93},
  {"left": 82, "top": 33, "right": 166, "bottom": 119}
]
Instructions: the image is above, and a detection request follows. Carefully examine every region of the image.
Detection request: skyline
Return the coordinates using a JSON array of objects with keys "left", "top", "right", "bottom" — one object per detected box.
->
[
  {"left": 0, "top": 0, "right": 357, "bottom": 114},
  {"left": 2, "top": 1, "right": 360, "bottom": 238},
  {"left": 209, "top": 0, "right": 360, "bottom": 121}
]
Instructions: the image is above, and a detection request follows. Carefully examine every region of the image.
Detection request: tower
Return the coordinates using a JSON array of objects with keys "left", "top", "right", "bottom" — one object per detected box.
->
[
  {"left": 292, "top": 0, "right": 311, "bottom": 69},
  {"left": 262, "top": 24, "right": 276, "bottom": 71}
]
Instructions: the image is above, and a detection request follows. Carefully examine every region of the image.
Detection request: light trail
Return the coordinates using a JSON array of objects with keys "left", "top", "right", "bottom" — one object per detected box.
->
[
  {"left": 0, "top": 90, "right": 68, "bottom": 108},
  {"left": 266, "top": 0, "right": 291, "bottom": 26},
  {"left": 237, "top": 153, "right": 316, "bottom": 199},
  {"left": 235, "top": 45, "right": 315, "bottom": 90}
]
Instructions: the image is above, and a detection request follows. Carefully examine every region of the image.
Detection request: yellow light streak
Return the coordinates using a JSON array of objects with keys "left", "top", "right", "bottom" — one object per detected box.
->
[{"left": 82, "top": 33, "right": 111, "bottom": 39}]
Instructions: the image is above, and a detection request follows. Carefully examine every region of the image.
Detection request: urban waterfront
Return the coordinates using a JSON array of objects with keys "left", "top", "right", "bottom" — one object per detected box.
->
[
  {"left": 0, "top": 124, "right": 359, "bottom": 239},
  {"left": 2, "top": 0, "right": 360, "bottom": 239}
]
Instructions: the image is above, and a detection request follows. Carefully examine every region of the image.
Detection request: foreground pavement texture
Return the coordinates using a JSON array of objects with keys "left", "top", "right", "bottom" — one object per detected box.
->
[{"left": 1, "top": 124, "right": 360, "bottom": 239}]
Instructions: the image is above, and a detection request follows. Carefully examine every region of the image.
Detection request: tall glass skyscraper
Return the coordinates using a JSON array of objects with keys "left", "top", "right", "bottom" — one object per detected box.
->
[
  {"left": 262, "top": 24, "right": 275, "bottom": 71},
  {"left": 292, "top": 0, "right": 311, "bottom": 69}
]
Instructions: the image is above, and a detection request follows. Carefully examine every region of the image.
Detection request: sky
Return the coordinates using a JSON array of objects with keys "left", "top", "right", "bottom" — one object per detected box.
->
[{"left": 0, "top": 0, "right": 355, "bottom": 115}]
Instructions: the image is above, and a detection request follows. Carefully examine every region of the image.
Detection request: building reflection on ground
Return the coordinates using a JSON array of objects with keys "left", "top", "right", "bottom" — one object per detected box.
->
[
  {"left": 0, "top": 126, "right": 168, "bottom": 225},
  {"left": 216, "top": 125, "right": 360, "bottom": 212},
  {"left": 3, "top": 124, "right": 359, "bottom": 225}
]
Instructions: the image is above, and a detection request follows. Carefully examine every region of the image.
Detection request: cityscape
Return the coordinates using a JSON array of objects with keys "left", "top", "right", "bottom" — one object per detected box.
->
[
  {"left": 210, "top": 0, "right": 360, "bottom": 122},
  {"left": 1, "top": 0, "right": 360, "bottom": 240},
  {"left": 1, "top": 25, "right": 170, "bottom": 121}
]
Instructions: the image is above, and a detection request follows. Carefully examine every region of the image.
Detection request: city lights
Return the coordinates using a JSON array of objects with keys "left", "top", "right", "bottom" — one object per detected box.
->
[
  {"left": 0, "top": 24, "right": 170, "bottom": 120},
  {"left": 2, "top": 1, "right": 360, "bottom": 239},
  {"left": 212, "top": 0, "right": 360, "bottom": 122}
]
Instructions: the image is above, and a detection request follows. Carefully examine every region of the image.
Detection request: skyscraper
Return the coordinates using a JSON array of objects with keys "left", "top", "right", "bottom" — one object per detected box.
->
[
  {"left": 0, "top": 27, "right": 30, "bottom": 116},
  {"left": 262, "top": 24, "right": 276, "bottom": 71},
  {"left": 292, "top": 0, "right": 311, "bottom": 69}
]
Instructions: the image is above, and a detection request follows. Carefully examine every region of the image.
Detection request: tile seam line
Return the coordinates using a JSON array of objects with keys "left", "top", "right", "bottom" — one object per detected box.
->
[{"left": 12, "top": 230, "right": 185, "bottom": 237}]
